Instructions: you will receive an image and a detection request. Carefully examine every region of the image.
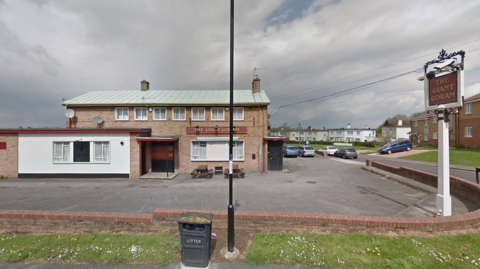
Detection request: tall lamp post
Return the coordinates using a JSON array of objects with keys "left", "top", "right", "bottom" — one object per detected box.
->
[{"left": 228, "top": 0, "right": 235, "bottom": 252}]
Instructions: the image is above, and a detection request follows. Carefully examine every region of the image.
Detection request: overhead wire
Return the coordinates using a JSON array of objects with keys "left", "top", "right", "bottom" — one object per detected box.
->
[
  {"left": 270, "top": 46, "right": 480, "bottom": 118},
  {"left": 269, "top": 38, "right": 480, "bottom": 101},
  {"left": 269, "top": 69, "right": 421, "bottom": 117}
]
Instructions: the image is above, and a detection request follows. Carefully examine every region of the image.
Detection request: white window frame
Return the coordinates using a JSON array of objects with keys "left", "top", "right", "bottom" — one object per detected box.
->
[
  {"left": 190, "top": 140, "right": 245, "bottom": 161},
  {"left": 153, "top": 107, "right": 167, "bottom": 121},
  {"left": 191, "top": 107, "right": 205, "bottom": 121},
  {"left": 53, "top": 142, "right": 71, "bottom": 163},
  {"left": 465, "top": 127, "right": 473, "bottom": 137},
  {"left": 172, "top": 107, "right": 186, "bottom": 121},
  {"left": 211, "top": 107, "right": 225, "bottom": 121},
  {"left": 433, "top": 132, "right": 438, "bottom": 139},
  {"left": 233, "top": 107, "right": 244, "bottom": 121},
  {"left": 432, "top": 116, "right": 437, "bottom": 124},
  {"left": 115, "top": 107, "right": 129, "bottom": 121},
  {"left": 465, "top": 103, "right": 472, "bottom": 114},
  {"left": 93, "top": 142, "right": 110, "bottom": 163},
  {"left": 424, "top": 134, "right": 428, "bottom": 141},
  {"left": 53, "top": 141, "right": 111, "bottom": 164},
  {"left": 134, "top": 107, "right": 148, "bottom": 121},
  {"left": 414, "top": 121, "right": 418, "bottom": 127},
  {"left": 424, "top": 120, "right": 428, "bottom": 126},
  {"left": 347, "top": 131, "right": 353, "bottom": 135}
]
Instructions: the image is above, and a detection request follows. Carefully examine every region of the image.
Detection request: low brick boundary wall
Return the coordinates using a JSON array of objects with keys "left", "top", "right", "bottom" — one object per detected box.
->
[
  {"left": 315, "top": 150, "right": 328, "bottom": 157},
  {"left": 367, "top": 159, "right": 480, "bottom": 207},
  {"left": 1, "top": 161, "right": 480, "bottom": 234}
]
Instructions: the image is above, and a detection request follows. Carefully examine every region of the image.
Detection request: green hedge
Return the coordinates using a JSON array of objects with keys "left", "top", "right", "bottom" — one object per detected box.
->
[
  {"left": 352, "top": 141, "right": 376, "bottom": 148},
  {"left": 285, "top": 141, "right": 335, "bottom": 146}
]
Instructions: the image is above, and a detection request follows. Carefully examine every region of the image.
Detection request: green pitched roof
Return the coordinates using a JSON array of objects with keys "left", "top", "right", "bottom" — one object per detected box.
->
[{"left": 63, "top": 90, "right": 270, "bottom": 106}]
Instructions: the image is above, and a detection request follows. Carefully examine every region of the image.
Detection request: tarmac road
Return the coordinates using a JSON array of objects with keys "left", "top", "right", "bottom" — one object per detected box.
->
[
  {"left": 0, "top": 156, "right": 432, "bottom": 217},
  {"left": 353, "top": 153, "right": 477, "bottom": 182}
]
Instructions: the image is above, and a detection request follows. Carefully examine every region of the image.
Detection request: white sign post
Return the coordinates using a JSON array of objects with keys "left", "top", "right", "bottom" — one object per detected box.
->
[
  {"left": 422, "top": 49, "right": 465, "bottom": 217},
  {"left": 436, "top": 106, "right": 451, "bottom": 216}
]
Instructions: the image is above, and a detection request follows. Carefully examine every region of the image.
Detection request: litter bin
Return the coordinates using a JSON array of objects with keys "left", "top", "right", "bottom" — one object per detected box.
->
[{"left": 178, "top": 212, "right": 214, "bottom": 267}]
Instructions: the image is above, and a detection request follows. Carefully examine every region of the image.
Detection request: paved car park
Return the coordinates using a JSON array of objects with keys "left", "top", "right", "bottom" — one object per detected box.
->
[{"left": 0, "top": 156, "right": 472, "bottom": 217}]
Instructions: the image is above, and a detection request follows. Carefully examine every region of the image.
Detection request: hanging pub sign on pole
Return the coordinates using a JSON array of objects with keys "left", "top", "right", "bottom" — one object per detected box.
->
[{"left": 421, "top": 49, "right": 465, "bottom": 217}]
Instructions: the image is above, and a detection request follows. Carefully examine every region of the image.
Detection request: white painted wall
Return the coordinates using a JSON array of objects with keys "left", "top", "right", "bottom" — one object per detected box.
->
[
  {"left": 18, "top": 133, "right": 130, "bottom": 175},
  {"left": 396, "top": 127, "right": 411, "bottom": 140}
]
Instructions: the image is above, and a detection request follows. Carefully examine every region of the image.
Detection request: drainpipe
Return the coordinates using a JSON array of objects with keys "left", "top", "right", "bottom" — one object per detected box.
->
[{"left": 263, "top": 139, "right": 266, "bottom": 174}]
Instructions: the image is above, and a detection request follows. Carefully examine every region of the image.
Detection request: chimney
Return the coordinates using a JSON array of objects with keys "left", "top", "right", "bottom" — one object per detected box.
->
[
  {"left": 347, "top": 123, "right": 351, "bottom": 129},
  {"left": 308, "top": 126, "right": 312, "bottom": 131},
  {"left": 365, "top": 125, "right": 368, "bottom": 129},
  {"left": 398, "top": 120, "right": 402, "bottom": 126},
  {"left": 252, "top": 75, "right": 260, "bottom": 93},
  {"left": 323, "top": 127, "right": 325, "bottom": 130},
  {"left": 141, "top": 79, "right": 150, "bottom": 91}
]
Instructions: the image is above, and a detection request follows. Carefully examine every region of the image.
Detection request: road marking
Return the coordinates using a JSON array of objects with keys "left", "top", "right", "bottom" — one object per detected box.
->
[{"left": 329, "top": 158, "right": 360, "bottom": 165}]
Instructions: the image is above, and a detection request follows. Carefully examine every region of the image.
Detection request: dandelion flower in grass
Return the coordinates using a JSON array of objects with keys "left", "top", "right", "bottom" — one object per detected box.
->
[
  {"left": 367, "top": 248, "right": 370, "bottom": 251},
  {"left": 378, "top": 253, "right": 380, "bottom": 256}
]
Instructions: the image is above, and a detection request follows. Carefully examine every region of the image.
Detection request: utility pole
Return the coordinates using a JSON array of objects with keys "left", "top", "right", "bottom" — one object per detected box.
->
[{"left": 227, "top": 0, "right": 235, "bottom": 252}]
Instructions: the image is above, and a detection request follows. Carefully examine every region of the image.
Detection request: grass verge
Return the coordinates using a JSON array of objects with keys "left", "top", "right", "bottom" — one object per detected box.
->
[
  {"left": 0, "top": 233, "right": 178, "bottom": 265},
  {"left": 399, "top": 149, "right": 480, "bottom": 167},
  {"left": 246, "top": 232, "right": 480, "bottom": 268},
  {"left": 412, "top": 145, "right": 439, "bottom": 150}
]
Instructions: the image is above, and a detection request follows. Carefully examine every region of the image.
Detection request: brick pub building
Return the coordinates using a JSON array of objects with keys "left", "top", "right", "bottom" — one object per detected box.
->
[{"left": 0, "top": 76, "right": 286, "bottom": 178}]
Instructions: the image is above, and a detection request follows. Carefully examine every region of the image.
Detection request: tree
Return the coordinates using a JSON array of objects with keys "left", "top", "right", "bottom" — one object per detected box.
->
[{"left": 376, "top": 114, "right": 410, "bottom": 139}]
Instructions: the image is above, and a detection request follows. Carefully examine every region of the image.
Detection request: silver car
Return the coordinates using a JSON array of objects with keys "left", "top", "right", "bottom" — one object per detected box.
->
[
  {"left": 297, "top": 146, "right": 316, "bottom": 157},
  {"left": 320, "top": 146, "right": 338, "bottom": 156}
]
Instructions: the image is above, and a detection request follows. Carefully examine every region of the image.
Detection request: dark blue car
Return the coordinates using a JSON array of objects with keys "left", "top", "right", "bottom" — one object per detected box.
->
[{"left": 378, "top": 140, "right": 412, "bottom": 154}]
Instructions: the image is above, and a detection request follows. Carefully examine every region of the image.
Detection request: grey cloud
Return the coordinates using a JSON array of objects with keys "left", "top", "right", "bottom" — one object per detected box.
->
[{"left": 1, "top": 0, "right": 480, "bottom": 130}]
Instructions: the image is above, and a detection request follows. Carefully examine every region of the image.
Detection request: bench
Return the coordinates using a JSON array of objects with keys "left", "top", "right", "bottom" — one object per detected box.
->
[
  {"left": 191, "top": 166, "right": 214, "bottom": 179},
  {"left": 224, "top": 166, "right": 245, "bottom": 179}
]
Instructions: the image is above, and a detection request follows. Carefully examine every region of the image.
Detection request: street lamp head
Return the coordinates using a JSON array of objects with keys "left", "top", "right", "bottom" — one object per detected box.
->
[{"left": 426, "top": 71, "right": 436, "bottom": 79}]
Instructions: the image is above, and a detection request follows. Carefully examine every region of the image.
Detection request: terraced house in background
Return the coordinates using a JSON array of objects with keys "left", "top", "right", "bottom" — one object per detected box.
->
[
  {"left": 409, "top": 92, "right": 480, "bottom": 148},
  {"left": 0, "top": 76, "right": 282, "bottom": 179}
]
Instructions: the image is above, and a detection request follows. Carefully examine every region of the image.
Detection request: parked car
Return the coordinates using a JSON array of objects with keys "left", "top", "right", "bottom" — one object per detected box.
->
[
  {"left": 283, "top": 145, "right": 299, "bottom": 157},
  {"left": 319, "top": 146, "right": 338, "bottom": 156},
  {"left": 378, "top": 140, "right": 412, "bottom": 154},
  {"left": 297, "top": 145, "right": 316, "bottom": 157},
  {"left": 333, "top": 148, "right": 358, "bottom": 159}
]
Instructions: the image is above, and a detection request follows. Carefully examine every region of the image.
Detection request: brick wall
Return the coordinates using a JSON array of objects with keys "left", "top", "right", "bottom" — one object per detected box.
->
[
  {"left": 368, "top": 159, "right": 480, "bottom": 207},
  {"left": 0, "top": 133, "right": 18, "bottom": 178},
  {"left": 70, "top": 105, "right": 269, "bottom": 173},
  {"left": 3, "top": 206, "right": 480, "bottom": 235}
]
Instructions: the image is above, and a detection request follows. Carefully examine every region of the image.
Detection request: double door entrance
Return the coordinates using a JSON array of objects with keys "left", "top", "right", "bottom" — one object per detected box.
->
[{"left": 142, "top": 141, "right": 175, "bottom": 174}]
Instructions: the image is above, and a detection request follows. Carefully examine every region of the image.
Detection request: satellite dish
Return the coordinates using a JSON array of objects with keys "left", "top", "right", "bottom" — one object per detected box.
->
[
  {"left": 92, "top": 116, "right": 103, "bottom": 124},
  {"left": 65, "top": 109, "right": 75, "bottom": 118}
]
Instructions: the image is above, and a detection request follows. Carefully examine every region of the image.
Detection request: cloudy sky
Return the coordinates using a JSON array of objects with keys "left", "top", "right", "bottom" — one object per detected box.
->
[{"left": 1, "top": 0, "right": 480, "bottom": 129}]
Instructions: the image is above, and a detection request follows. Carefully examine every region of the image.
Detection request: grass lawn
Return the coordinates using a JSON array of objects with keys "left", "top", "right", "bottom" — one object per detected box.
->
[
  {"left": 412, "top": 145, "right": 439, "bottom": 150},
  {"left": 0, "top": 233, "right": 178, "bottom": 265},
  {"left": 246, "top": 232, "right": 480, "bottom": 269},
  {"left": 399, "top": 149, "right": 480, "bottom": 167}
]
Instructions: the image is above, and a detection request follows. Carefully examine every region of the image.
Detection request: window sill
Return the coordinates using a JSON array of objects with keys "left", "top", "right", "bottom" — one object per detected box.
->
[
  {"left": 53, "top": 162, "right": 111, "bottom": 164},
  {"left": 191, "top": 159, "right": 245, "bottom": 162}
]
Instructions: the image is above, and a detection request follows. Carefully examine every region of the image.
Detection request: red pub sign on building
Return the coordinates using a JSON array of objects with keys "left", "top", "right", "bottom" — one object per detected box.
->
[{"left": 186, "top": 126, "right": 248, "bottom": 134}]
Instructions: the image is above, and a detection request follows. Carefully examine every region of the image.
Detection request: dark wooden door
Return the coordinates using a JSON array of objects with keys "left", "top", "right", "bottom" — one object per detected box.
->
[
  {"left": 268, "top": 141, "right": 283, "bottom": 171},
  {"left": 151, "top": 142, "right": 174, "bottom": 172}
]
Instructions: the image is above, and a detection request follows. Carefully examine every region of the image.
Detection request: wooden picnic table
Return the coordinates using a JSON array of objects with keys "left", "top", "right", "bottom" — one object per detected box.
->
[
  {"left": 191, "top": 165, "right": 213, "bottom": 178},
  {"left": 224, "top": 164, "right": 245, "bottom": 178}
]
